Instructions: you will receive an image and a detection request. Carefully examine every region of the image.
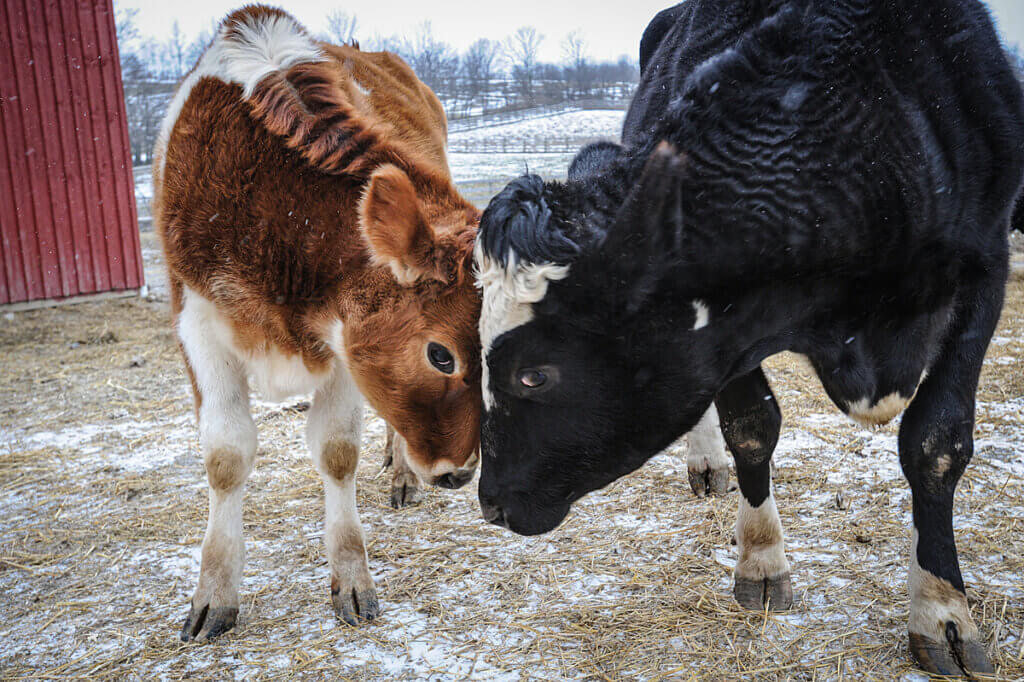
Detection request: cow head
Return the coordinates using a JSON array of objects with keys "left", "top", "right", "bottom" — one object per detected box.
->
[
  {"left": 344, "top": 164, "right": 482, "bottom": 488},
  {"left": 475, "top": 143, "right": 720, "bottom": 534}
]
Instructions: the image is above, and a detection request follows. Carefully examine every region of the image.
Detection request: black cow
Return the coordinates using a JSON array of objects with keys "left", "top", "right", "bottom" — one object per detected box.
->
[{"left": 474, "top": 0, "right": 1024, "bottom": 677}]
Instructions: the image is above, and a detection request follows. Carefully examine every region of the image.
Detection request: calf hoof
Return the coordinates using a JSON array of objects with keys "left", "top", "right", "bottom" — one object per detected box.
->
[
  {"left": 390, "top": 471, "right": 421, "bottom": 508},
  {"left": 688, "top": 463, "right": 730, "bottom": 498},
  {"left": 909, "top": 624, "right": 995, "bottom": 679},
  {"left": 734, "top": 573, "right": 793, "bottom": 611},
  {"left": 332, "top": 581, "right": 381, "bottom": 626},
  {"left": 180, "top": 603, "right": 238, "bottom": 642}
]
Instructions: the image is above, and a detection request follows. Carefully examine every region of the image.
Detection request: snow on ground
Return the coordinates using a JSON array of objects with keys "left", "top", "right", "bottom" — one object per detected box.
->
[
  {"left": 447, "top": 110, "right": 625, "bottom": 151},
  {"left": 1, "top": 268, "right": 1022, "bottom": 679}
]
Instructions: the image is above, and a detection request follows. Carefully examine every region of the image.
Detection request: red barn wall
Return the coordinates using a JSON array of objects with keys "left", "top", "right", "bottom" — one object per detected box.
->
[{"left": 0, "top": 0, "right": 143, "bottom": 307}]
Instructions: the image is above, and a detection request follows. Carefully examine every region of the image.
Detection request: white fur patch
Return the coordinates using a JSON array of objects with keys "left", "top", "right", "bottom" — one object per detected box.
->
[
  {"left": 180, "top": 287, "right": 331, "bottom": 402},
  {"left": 846, "top": 392, "right": 911, "bottom": 426},
  {"left": 735, "top": 491, "right": 790, "bottom": 579},
  {"left": 692, "top": 300, "right": 710, "bottom": 330},
  {"left": 907, "top": 529, "right": 978, "bottom": 640},
  {"left": 475, "top": 249, "right": 569, "bottom": 410},
  {"left": 154, "top": 10, "right": 323, "bottom": 175},
  {"left": 685, "top": 405, "right": 730, "bottom": 471}
]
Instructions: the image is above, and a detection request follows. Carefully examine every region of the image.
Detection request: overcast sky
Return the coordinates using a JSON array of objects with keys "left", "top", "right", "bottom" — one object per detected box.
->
[{"left": 115, "top": 0, "right": 1024, "bottom": 63}]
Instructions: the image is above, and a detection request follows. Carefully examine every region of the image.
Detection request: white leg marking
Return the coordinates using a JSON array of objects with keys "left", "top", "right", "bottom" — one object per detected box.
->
[
  {"left": 306, "top": 360, "right": 376, "bottom": 620},
  {"left": 907, "top": 529, "right": 978, "bottom": 640},
  {"left": 735, "top": 491, "right": 790, "bottom": 580},
  {"left": 178, "top": 289, "right": 257, "bottom": 611},
  {"left": 686, "top": 405, "right": 730, "bottom": 473}
]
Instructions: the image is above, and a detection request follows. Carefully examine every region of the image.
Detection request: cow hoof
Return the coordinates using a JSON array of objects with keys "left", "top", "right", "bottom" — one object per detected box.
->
[
  {"left": 688, "top": 463, "right": 730, "bottom": 498},
  {"left": 909, "top": 625, "right": 995, "bottom": 679},
  {"left": 332, "top": 583, "right": 381, "bottom": 626},
  {"left": 390, "top": 471, "right": 421, "bottom": 508},
  {"left": 733, "top": 573, "right": 793, "bottom": 611},
  {"left": 180, "top": 603, "right": 238, "bottom": 642}
]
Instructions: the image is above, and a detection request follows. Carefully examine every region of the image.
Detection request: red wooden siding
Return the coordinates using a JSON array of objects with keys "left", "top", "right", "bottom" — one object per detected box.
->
[{"left": 0, "top": 0, "right": 142, "bottom": 306}]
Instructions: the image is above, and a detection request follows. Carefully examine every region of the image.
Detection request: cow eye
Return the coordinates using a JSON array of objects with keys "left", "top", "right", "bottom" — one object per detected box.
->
[
  {"left": 518, "top": 369, "right": 547, "bottom": 388},
  {"left": 427, "top": 342, "right": 455, "bottom": 374}
]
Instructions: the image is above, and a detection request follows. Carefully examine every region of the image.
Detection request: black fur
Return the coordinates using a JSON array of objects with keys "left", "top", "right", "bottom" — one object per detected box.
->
[{"left": 477, "top": 1, "right": 1024, "bottom": 670}]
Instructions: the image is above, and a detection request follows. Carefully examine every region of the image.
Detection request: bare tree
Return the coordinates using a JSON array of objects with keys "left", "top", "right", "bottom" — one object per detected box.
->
[
  {"left": 326, "top": 10, "right": 358, "bottom": 45},
  {"left": 504, "top": 27, "right": 543, "bottom": 104},
  {"left": 561, "top": 30, "right": 593, "bottom": 100},
  {"left": 399, "top": 22, "right": 457, "bottom": 98},
  {"left": 165, "top": 20, "right": 189, "bottom": 79},
  {"left": 462, "top": 38, "right": 500, "bottom": 113}
]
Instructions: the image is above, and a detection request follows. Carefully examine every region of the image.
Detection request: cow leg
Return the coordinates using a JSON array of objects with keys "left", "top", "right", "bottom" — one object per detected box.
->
[
  {"left": 898, "top": 278, "right": 1002, "bottom": 677},
  {"left": 685, "top": 404, "right": 731, "bottom": 497},
  {"left": 384, "top": 424, "right": 421, "bottom": 508},
  {"left": 307, "top": 361, "right": 380, "bottom": 626},
  {"left": 715, "top": 366, "right": 792, "bottom": 611},
  {"left": 178, "top": 304, "right": 256, "bottom": 642}
]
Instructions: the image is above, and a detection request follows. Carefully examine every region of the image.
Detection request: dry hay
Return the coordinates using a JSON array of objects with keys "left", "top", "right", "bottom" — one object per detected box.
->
[{"left": 0, "top": 271, "right": 1022, "bottom": 681}]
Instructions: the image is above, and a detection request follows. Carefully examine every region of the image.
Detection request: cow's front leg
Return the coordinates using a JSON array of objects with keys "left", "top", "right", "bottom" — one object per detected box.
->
[
  {"left": 715, "top": 366, "right": 792, "bottom": 611},
  {"left": 685, "top": 404, "right": 731, "bottom": 497},
  {"left": 384, "top": 424, "right": 421, "bottom": 508},
  {"left": 897, "top": 281, "right": 1001, "bottom": 677},
  {"left": 178, "top": 305, "right": 256, "bottom": 642},
  {"left": 307, "top": 362, "right": 380, "bottom": 626}
]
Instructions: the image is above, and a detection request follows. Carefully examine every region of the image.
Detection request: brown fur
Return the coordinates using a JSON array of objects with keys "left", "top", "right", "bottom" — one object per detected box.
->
[
  {"left": 155, "top": 6, "right": 481, "bottom": 473},
  {"left": 205, "top": 448, "right": 248, "bottom": 491},
  {"left": 321, "top": 441, "right": 359, "bottom": 481}
]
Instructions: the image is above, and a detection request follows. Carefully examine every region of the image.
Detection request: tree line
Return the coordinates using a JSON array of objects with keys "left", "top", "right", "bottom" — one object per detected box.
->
[{"left": 116, "top": 9, "right": 640, "bottom": 165}]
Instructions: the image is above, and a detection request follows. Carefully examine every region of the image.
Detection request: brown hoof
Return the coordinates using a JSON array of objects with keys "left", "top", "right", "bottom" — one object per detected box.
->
[
  {"left": 390, "top": 471, "right": 421, "bottom": 508},
  {"left": 180, "top": 603, "right": 238, "bottom": 642},
  {"left": 688, "top": 464, "right": 730, "bottom": 498},
  {"left": 734, "top": 573, "right": 793, "bottom": 611},
  {"left": 332, "top": 584, "right": 381, "bottom": 626},
  {"left": 909, "top": 624, "right": 995, "bottom": 679}
]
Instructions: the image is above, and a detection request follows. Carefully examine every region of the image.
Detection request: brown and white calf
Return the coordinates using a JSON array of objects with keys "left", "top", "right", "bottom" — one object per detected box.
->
[{"left": 153, "top": 6, "right": 481, "bottom": 641}]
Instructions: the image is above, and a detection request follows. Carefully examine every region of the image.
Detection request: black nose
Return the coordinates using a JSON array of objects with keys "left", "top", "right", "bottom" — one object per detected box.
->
[
  {"left": 434, "top": 470, "right": 474, "bottom": 489},
  {"left": 479, "top": 498, "right": 508, "bottom": 528}
]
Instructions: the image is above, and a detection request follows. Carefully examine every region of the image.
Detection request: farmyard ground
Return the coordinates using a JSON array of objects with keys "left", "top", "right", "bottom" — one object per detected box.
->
[{"left": 1, "top": 242, "right": 1023, "bottom": 679}]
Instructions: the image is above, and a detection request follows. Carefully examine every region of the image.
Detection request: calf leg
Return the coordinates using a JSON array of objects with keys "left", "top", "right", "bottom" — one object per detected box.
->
[
  {"left": 384, "top": 425, "right": 421, "bottom": 509},
  {"left": 178, "top": 301, "right": 257, "bottom": 642},
  {"left": 307, "top": 361, "right": 380, "bottom": 626},
  {"left": 715, "top": 366, "right": 792, "bottom": 611},
  {"left": 898, "top": 274, "right": 1003, "bottom": 677},
  {"left": 685, "top": 405, "right": 731, "bottom": 497}
]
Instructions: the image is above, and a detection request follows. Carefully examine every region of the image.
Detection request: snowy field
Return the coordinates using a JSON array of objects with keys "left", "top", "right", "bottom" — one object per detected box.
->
[
  {"left": 132, "top": 109, "right": 626, "bottom": 226},
  {"left": 1, "top": 246, "right": 1023, "bottom": 678}
]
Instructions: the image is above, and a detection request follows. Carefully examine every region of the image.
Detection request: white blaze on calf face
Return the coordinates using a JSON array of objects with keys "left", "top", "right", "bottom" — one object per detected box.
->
[{"left": 474, "top": 247, "right": 569, "bottom": 410}]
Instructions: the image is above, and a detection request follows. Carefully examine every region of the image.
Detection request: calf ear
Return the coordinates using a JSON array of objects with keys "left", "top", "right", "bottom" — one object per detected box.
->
[
  {"left": 360, "top": 164, "right": 441, "bottom": 285},
  {"left": 602, "top": 142, "right": 687, "bottom": 313}
]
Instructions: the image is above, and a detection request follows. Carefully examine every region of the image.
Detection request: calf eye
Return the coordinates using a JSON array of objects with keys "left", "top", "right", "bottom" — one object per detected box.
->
[
  {"left": 427, "top": 343, "right": 455, "bottom": 374},
  {"left": 518, "top": 369, "right": 547, "bottom": 388}
]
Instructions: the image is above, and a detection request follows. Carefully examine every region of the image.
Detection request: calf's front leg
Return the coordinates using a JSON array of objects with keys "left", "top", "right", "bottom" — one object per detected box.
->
[
  {"left": 715, "top": 366, "right": 793, "bottom": 611},
  {"left": 307, "top": 362, "right": 380, "bottom": 625},
  {"left": 178, "top": 303, "right": 256, "bottom": 642}
]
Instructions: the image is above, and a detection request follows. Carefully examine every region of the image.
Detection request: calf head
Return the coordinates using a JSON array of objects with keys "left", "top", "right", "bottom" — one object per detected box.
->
[
  {"left": 345, "top": 164, "right": 481, "bottom": 488},
  {"left": 476, "top": 143, "right": 720, "bottom": 534}
]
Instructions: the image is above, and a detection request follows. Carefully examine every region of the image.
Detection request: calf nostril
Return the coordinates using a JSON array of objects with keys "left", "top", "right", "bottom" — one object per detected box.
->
[{"left": 435, "top": 473, "right": 458, "bottom": 489}]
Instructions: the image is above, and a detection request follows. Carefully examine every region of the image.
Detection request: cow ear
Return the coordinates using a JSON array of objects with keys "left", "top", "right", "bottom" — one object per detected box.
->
[
  {"left": 601, "top": 142, "right": 687, "bottom": 313},
  {"left": 360, "top": 164, "right": 440, "bottom": 286}
]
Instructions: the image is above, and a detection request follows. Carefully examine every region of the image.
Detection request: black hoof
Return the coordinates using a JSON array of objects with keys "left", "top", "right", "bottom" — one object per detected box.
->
[
  {"left": 180, "top": 603, "right": 238, "bottom": 642},
  {"left": 688, "top": 465, "right": 730, "bottom": 498},
  {"left": 734, "top": 573, "right": 793, "bottom": 611},
  {"left": 390, "top": 472, "right": 421, "bottom": 508},
  {"left": 332, "top": 585, "right": 381, "bottom": 626},
  {"left": 909, "top": 623, "right": 995, "bottom": 679}
]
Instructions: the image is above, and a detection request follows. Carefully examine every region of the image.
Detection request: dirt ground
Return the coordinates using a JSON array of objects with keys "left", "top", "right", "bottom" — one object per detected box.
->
[{"left": 1, "top": 249, "right": 1023, "bottom": 680}]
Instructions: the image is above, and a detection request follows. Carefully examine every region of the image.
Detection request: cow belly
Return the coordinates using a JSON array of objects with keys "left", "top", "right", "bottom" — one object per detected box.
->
[{"left": 179, "top": 286, "right": 333, "bottom": 402}]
